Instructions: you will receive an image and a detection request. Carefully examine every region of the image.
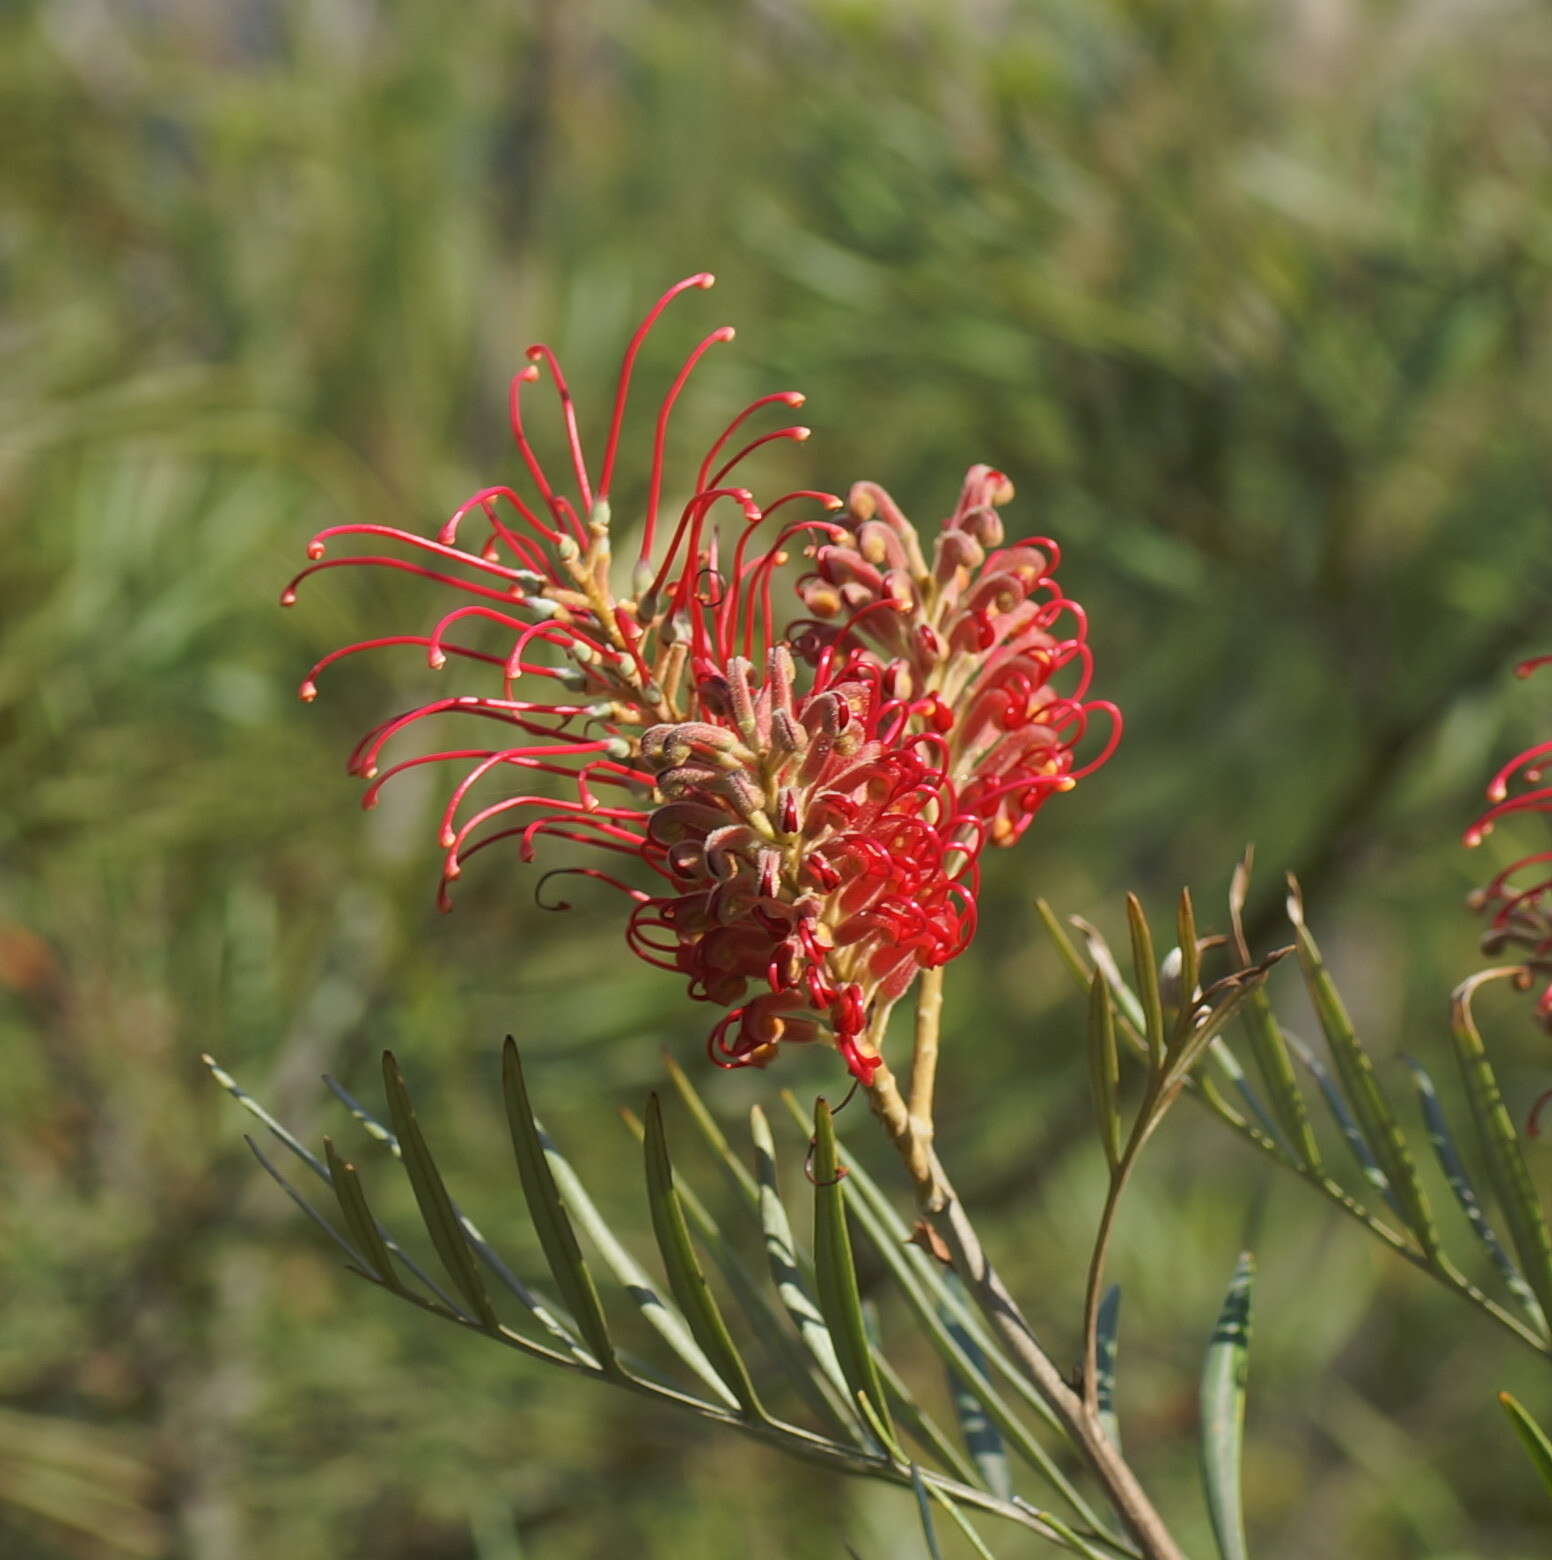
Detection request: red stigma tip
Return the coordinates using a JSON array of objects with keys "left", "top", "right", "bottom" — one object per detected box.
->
[
  {"left": 298, "top": 681, "right": 317, "bottom": 702},
  {"left": 279, "top": 588, "right": 297, "bottom": 607},
  {"left": 694, "top": 273, "right": 715, "bottom": 289},
  {"left": 307, "top": 540, "right": 326, "bottom": 560}
]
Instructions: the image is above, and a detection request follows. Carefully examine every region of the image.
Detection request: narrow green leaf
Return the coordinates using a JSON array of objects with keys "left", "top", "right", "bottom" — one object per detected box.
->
[
  {"left": 205, "top": 1055, "right": 321, "bottom": 1165},
  {"left": 1127, "top": 893, "right": 1166, "bottom": 1071},
  {"left": 910, "top": 1464, "right": 947, "bottom": 1560},
  {"left": 1094, "top": 1285, "right": 1121, "bottom": 1454},
  {"left": 381, "top": 1052, "right": 500, "bottom": 1328},
  {"left": 924, "top": 1483, "right": 998, "bottom": 1560},
  {"left": 774, "top": 1095, "right": 1047, "bottom": 1413},
  {"left": 1405, "top": 1056, "right": 1547, "bottom": 1333},
  {"left": 1173, "top": 887, "right": 1201, "bottom": 1036},
  {"left": 1069, "top": 916, "right": 1150, "bottom": 1044},
  {"left": 228, "top": 1092, "right": 469, "bottom": 1319},
  {"left": 1284, "top": 1030, "right": 1397, "bottom": 1213},
  {"left": 1286, "top": 887, "right": 1440, "bottom": 1259},
  {"left": 537, "top": 1116, "right": 740, "bottom": 1409},
  {"left": 323, "top": 1138, "right": 399, "bottom": 1288},
  {"left": 1200, "top": 1252, "right": 1254, "bottom": 1560},
  {"left": 660, "top": 1048, "right": 760, "bottom": 1205},
  {"left": 244, "top": 1136, "right": 368, "bottom": 1271},
  {"left": 500, "top": 1040, "right": 616, "bottom": 1371},
  {"left": 1205, "top": 1034, "right": 1288, "bottom": 1152},
  {"left": 1034, "top": 898, "right": 1094, "bottom": 990},
  {"left": 642, "top": 1095, "right": 762, "bottom": 1417},
  {"left": 1008, "top": 1504, "right": 1115, "bottom": 1560},
  {"left": 811, "top": 1098, "right": 896, "bottom": 1451},
  {"left": 780, "top": 1095, "right": 1117, "bottom": 1539},
  {"left": 1500, "top": 1391, "right": 1552, "bottom": 1502},
  {"left": 749, "top": 1106, "right": 867, "bottom": 1434},
  {"left": 1451, "top": 977, "right": 1552, "bottom": 1329},
  {"left": 323, "top": 1072, "right": 584, "bottom": 1351},
  {"left": 1228, "top": 853, "right": 1322, "bottom": 1171},
  {"left": 1087, "top": 973, "right": 1122, "bottom": 1170},
  {"left": 618, "top": 1106, "right": 857, "bottom": 1440},
  {"left": 657, "top": 1060, "right": 865, "bottom": 1433},
  {"left": 875, "top": 1354, "right": 984, "bottom": 1490},
  {"left": 1237, "top": 990, "right": 1322, "bottom": 1172}
]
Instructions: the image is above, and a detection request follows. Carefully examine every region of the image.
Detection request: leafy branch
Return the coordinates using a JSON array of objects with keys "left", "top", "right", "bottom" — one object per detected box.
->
[
  {"left": 205, "top": 1046, "right": 1140, "bottom": 1557},
  {"left": 1038, "top": 851, "right": 1552, "bottom": 1362}
]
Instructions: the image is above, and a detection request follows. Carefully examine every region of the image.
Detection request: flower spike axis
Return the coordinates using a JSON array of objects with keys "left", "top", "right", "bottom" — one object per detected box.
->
[{"left": 286, "top": 277, "right": 1119, "bottom": 1083}]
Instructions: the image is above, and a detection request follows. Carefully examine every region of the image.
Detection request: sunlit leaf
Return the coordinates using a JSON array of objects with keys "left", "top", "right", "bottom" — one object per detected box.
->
[{"left": 1499, "top": 1391, "right": 1552, "bottom": 1502}]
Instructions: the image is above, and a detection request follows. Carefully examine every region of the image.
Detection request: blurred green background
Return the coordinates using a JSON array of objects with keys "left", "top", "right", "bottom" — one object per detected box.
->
[{"left": 4, "top": 0, "right": 1552, "bottom": 1555}]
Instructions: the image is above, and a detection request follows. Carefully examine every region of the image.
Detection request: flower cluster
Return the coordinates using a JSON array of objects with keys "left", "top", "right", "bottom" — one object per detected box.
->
[
  {"left": 286, "top": 278, "right": 1117, "bottom": 1082},
  {"left": 1465, "top": 655, "right": 1552, "bottom": 1030}
]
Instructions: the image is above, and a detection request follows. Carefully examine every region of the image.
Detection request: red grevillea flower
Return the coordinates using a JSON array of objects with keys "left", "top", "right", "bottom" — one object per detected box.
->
[
  {"left": 634, "top": 643, "right": 980, "bottom": 1083},
  {"left": 1465, "top": 654, "right": 1552, "bottom": 1031},
  {"left": 285, "top": 279, "right": 1116, "bottom": 1084},
  {"left": 791, "top": 465, "right": 1120, "bottom": 847}
]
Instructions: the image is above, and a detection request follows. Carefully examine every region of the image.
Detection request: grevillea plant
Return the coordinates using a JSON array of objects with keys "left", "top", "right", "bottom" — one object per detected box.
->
[{"left": 214, "top": 280, "right": 1552, "bottom": 1560}]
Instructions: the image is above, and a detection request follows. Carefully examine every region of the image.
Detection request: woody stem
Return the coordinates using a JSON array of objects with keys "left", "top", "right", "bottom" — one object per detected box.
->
[{"left": 864, "top": 1057, "right": 1185, "bottom": 1560}]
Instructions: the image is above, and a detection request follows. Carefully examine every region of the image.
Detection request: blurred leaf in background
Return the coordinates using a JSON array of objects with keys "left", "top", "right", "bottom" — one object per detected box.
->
[{"left": 4, "top": 0, "right": 1552, "bottom": 1555}]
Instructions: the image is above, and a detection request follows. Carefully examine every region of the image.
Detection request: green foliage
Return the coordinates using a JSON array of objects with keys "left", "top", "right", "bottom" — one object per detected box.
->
[
  {"left": 210, "top": 1045, "right": 1132, "bottom": 1557},
  {"left": 8, "top": 0, "right": 1552, "bottom": 1553},
  {"left": 1500, "top": 1393, "right": 1552, "bottom": 1505},
  {"left": 1040, "top": 874, "right": 1552, "bottom": 1360}
]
